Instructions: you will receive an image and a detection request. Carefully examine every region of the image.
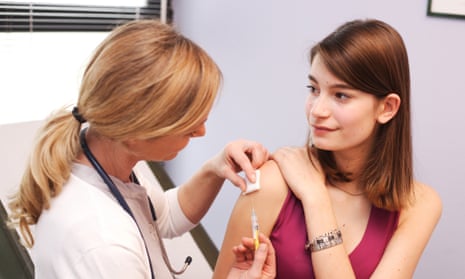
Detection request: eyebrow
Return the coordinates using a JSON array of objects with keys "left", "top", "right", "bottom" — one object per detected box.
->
[{"left": 308, "top": 74, "right": 355, "bottom": 90}]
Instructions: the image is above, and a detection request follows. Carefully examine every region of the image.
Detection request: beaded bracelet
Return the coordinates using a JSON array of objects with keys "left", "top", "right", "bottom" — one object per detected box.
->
[{"left": 305, "top": 229, "right": 343, "bottom": 252}]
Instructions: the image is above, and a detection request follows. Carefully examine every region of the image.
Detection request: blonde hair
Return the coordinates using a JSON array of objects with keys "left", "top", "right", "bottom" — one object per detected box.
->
[{"left": 9, "top": 20, "right": 222, "bottom": 247}]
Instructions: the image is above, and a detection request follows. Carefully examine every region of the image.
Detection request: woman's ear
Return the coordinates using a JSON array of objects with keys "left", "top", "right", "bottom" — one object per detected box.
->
[{"left": 377, "top": 93, "right": 401, "bottom": 124}]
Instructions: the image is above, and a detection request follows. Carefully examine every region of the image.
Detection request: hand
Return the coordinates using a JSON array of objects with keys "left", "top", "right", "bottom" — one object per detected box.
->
[
  {"left": 271, "top": 146, "right": 325, "bottom": 201},
  {"left": 208, "top": 140, "right": 269, "bottom": 191},
  {"left": 227, "top": 233, "right": 276, "bottom": 279}
]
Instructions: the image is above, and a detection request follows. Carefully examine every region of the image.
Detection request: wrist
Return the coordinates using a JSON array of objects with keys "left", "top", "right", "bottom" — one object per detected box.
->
[
  {"left": 299, "top": 185, "right": 331, "bottom": 208},
  {"left": 305, "top": 228, "right": 343, "bottom": 252},
  {"left": 199, "top": 160, "right": 225, "bottom": 185}
]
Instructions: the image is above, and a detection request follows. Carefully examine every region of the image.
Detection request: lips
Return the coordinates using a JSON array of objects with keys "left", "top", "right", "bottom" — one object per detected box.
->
[
  {"left": 311, "top": 124, "right": 335, "bottom": 135},
  {"left": 312, "top": 124, "right": 334, "bottom": 131}
]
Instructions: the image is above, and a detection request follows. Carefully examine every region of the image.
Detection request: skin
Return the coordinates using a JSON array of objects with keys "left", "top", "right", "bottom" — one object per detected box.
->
[
  {"left": 213, "top": 54, "right": 442, "bottom": 278},
  {"left": 227, "top": 233, "right": 276, "bottom": 279}
]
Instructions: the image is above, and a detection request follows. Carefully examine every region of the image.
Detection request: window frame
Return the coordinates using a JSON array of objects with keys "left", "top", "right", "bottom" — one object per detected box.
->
[{"left": 0, "top": 0, "right": 172, "bottom": 32}]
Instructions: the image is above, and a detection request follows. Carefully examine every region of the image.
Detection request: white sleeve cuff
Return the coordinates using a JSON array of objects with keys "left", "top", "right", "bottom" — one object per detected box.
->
[{"left": 162, "top": 188, "right": 196, "bottom": 238}]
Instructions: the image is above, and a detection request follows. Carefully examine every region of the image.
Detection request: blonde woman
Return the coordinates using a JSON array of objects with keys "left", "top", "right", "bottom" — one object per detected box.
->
[{"left": 9, "top": 20, "right": 275, "bottom": 279}]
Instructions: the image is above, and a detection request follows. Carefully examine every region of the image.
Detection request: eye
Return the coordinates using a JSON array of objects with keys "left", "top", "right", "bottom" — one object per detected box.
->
[
  {"left": 306, "top": 85, "right": 319, "bottom": 95},
  {"left": 335, "top": 92, "right": 350, "bottom": 100}
]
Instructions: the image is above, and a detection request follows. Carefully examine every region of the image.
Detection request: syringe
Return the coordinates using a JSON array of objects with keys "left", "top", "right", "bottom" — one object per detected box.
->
[
  {"left": 243, "top": 169, "right": 261, "bottom": 250},
  {"left": 251, "top": 208, "right": 259, "bottom": 251}
]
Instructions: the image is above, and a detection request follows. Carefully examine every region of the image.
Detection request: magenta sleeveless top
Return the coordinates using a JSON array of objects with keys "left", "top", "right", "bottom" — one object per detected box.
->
[{"left": 270, "top": 190, "right": 399, "bottom": 279}]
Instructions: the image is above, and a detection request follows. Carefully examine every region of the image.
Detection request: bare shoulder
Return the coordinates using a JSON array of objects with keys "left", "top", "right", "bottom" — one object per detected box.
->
[
  {"left": 413, "top": 181, "right": 442, "bottom": 212},
  {"left": 256, "top": 159, "right": 289, "bottom": 201},
  {"left": 243, "top": 159, "right": 289, "bottom": 212},
  {"left": 236, "top": 159, "right": 289, "bottom": 235},
  {"left": 399, "top": 181, "right": 443, "bottom": 226}
]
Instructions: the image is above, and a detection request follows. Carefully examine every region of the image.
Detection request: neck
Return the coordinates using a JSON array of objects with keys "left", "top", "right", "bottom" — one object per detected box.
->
[
  {"left": 331, "top": 183, "right": 365, "bottom": 196},
  {"left": 333, "top": 135, "right": 375, "bottom": 174},
  {"left": 333, "top": 146, "right": 372, "bottom": 178},
  {"left": 77, "top": 129, "right": 136, "bottom": 183}
]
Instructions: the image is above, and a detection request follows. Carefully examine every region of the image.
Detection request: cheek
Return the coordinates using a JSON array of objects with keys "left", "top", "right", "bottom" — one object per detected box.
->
[
  {"left": 178, "top": 138, "right": 190, "bottom": 150},
  {"left": 156, "top": 138, "right": 190, "bottom": 160},
  {"left": 333, "top": 108, "right": 353, "bottom": 125},
  {"left": 305, "top": 96, "right": 313, "bottom": 118},
  {"left": 339, "top": 110, "right": 377, "bottom": 138},
  {"left": 148, "top": 136, "right": 189, "bottom": 157},
  {"left": 169, "top": 137, "right": 191, "bottom": 154}
]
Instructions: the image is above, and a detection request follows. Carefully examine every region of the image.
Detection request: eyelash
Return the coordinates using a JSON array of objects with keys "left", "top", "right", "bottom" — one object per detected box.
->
[
  {"left": 306, "top": 85, "right": 318, "bottom": 94},
  {"left": 306, "top": 85, "right": 350, "bottom": 100},
  {"left": 335, "top": 92, "right": 349, "bottom": 99}
]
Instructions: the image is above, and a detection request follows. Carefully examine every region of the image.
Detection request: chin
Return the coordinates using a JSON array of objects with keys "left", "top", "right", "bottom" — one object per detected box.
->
[
  {"left": 163, "top": 153, "right": 179, "bottom": 161},
  {"left": 149, "top": 152, "right": 178, "bottom": 162},
  {"left": 311, "top": 142, "right": 332, "bottom": 151}
]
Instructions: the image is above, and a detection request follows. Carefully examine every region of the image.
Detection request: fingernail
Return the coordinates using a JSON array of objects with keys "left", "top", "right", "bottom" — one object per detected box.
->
[{"left": 250, "top": 173, "right": 256, "bottom": 182}]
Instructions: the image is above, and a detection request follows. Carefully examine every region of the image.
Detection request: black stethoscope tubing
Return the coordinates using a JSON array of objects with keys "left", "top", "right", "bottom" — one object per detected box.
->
[{"left": 79, "top": 127, "right": 156, "bottom": 279}]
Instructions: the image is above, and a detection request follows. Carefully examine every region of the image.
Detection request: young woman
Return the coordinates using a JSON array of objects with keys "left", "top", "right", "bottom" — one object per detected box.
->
[
  {"left": 214, "top": 19, "right": 442, "bottom": 279},
  {"left": 8, "top": 20, "right": 275, "bottom": 279}
]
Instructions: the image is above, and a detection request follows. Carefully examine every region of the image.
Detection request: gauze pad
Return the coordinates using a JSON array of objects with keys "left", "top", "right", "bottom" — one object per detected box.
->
[{"left": 243, "top": 169, "right": 261, "bottom": 195}]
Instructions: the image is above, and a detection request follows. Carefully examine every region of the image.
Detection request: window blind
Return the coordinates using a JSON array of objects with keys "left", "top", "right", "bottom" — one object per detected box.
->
[{"left": 0, "top": 0, "right": 171, "bottom": 32}]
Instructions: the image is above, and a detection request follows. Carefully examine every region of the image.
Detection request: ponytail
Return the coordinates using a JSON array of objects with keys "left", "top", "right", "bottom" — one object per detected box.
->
[{"left": 8, "top": 107, "right": 82, "bottom": 247}]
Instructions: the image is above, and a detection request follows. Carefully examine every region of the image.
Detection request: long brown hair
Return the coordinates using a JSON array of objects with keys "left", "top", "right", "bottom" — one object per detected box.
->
[
  {"left": 309, "top": 19, "right": 412, "bottom": 211},
  {"left": 9, "top": 20, "right": 222, "bottom": 247}
]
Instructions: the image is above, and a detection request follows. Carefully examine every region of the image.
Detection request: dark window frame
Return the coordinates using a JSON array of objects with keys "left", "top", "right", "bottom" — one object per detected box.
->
[{"left": 0, "top": 0, "right": 172, "bottom": 32}]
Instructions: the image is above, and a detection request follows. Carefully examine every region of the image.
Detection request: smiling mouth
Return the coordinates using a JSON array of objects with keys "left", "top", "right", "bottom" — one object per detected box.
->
[
  {"left": 311, "top": 125, "right": 337, "bottom": 137},
  {"left": 312, "top": 125, "right": 334, "bottom": 131}
]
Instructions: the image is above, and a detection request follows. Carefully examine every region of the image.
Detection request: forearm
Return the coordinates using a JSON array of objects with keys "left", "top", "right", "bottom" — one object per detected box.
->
[
  {"left": 301, "top": 191, "right": 356, "bottom": 279},
  {"left": 177, "top": 160, "right": 225, "bottom": 223},
  {"left": 177, "top": 139, "right": 268, "bottom": 224}
]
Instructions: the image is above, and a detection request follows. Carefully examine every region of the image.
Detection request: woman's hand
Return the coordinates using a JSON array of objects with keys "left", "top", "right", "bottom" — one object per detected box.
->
[
  {"left": 178, "top": 140, "right": 268, "bottom": 224},
  {"left": 227, "top": 233, "right": 276, "bottom": 279},
  {"left": 271, "top": 146, "right": 325, "bottom": 201},
  {"left": 207, "top": 140, "right": 269, "bottom": 191}
]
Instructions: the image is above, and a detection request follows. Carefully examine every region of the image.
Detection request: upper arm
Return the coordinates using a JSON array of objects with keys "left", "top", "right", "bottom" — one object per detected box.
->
[
  {"left": 371, "top": 182, "right": 442, "bottom": 278},
  {"left": 135, "top": 166, "right": 195, "bottom": 238},
  {"left": 212, "top": 160, "right": 288, "bottom": 278}
]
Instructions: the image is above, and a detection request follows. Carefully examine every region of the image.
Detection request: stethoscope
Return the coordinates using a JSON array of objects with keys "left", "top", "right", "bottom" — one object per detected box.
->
[{"left": 79, "top": 127, "right": 192, "bottom": 278}]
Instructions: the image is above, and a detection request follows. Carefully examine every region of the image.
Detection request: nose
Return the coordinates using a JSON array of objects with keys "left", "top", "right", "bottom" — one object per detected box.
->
[
  {"left": 191, "top": 124, "right": 206, "bottom": 138},
  {"left": 310, "top": 94, "right": 330, "bottom": 118}
]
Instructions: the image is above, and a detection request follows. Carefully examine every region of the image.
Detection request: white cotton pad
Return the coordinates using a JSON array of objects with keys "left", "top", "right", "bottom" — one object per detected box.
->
[{"left": 242, "top": 169, "right": 261, "bottom": 195}]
